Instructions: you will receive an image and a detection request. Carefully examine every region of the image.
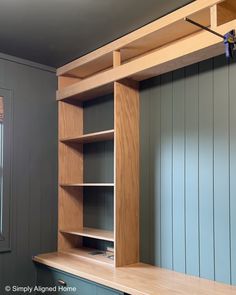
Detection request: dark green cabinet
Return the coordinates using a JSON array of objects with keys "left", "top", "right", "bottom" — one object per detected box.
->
[{"left": 36, "top": 265, "right": 124, "bottom": 295}]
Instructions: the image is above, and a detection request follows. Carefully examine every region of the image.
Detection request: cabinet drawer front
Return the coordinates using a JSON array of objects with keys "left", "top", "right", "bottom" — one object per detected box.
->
[{"left": 36, "top": 265, "right": 124, "bottom": 295}]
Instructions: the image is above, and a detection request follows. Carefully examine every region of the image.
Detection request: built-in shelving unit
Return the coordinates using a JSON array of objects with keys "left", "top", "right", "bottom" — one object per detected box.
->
[
  {"left": 58, "top": 78, "right": 139, "bottom": 266},
  {"left": 54, "top": 0, "right": 236, "bottom": 268},
  {"left": 35, "top": 0, "right": 236, "bottom": 287}
]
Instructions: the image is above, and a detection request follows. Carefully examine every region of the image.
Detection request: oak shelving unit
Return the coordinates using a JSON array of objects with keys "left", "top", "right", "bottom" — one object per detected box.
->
[
  {"left": 58, "top": 76, "right": 139, "bottom": 266},
  {"left": 33, "top": 0, "right": 236, "bottom": 278},
  {"left": 33, "top": 1, "right": 236, "bottom": 294},
  {"left": 56, "top": 0, "right": 236, "bottom": 268}
]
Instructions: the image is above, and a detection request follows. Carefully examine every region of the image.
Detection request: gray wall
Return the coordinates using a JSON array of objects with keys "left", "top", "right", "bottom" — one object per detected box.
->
[
  {"left": 0, "top": 54, "right": 57, "bottom": 291},
  {"left": 140, "top": 54, "right": 236, "bottom": 285}
]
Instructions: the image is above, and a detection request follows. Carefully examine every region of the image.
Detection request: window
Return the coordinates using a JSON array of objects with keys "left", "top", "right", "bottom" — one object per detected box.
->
[{"left": 0, "top": 89, "right": 12, "bottom": 252}]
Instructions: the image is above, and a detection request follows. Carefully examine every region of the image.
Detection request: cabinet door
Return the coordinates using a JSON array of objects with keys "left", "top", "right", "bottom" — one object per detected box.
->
[
  {"left": 36, "top": 265, "right": 96, "bottom": 295},
  {"left": 36, "top": 265, "right": 124, "bottom": 295},
  {"left": 96, "top": 285, "right": 124, "bottom": 295}
]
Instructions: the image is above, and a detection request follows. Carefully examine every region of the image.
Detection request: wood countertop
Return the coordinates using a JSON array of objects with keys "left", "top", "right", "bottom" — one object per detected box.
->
[{"left": 33, "top": 252, "right": 236, "bottom": 295}]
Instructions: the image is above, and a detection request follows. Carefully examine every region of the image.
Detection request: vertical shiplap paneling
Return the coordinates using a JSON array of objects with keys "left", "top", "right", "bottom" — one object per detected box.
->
[
  {"left": 140, "top": 54, "right": 236, "bottom": 286},
  {"left": 198, "top": 59, "right": 215, "bottom": 280},
  {"left": 229, "top": 60, "right": 236, "bottom": 285},
  {"left": 149, "top": 77, "right": 161, "bottom": 265},
  {"left": 185, "top": 64, "right": 200, "bottom": 276},
  {"left": 172, "top": 68, "right": 185, "bottom": 273},
  {"left": 213, "top": 55, "right": 231, "bottom": 284},
  {"left": 160, "top": 73, "right": 173, "bottom": 270},
  {"left": 0, "top": 57, "right": 57, "bottom": 291}
]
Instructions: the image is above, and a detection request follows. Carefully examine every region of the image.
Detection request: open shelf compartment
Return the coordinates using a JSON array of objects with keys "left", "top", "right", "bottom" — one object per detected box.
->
[
  {"left": 60, "top": 247, "right": 114, "bottom": 266},
  {"left": 60, "top": 227, "right": 114, "bottom": 242}
]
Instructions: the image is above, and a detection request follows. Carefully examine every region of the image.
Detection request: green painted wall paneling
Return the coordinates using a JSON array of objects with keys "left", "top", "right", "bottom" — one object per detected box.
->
[
  {"left": 0, "top": 55, "right": 57, "bottom": 292},
  {"left": 0, "top": 89, "right": 13, "bottom": 253},
  {"left": 140, "top": 54, "right": 236, "bottom": 286}
]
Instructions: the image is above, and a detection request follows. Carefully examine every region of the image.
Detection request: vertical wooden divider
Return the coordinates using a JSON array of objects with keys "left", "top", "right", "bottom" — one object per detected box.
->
[
  {"left": 113, "top": 50, "right": 121, "bottom": 68},
  {"left": 114, "top": 79, "right": 140, "bottom": 267},
  {"left": 58, "top": 91, "right": 84, "bottom": 250},
  {"left": 210, "top": 5, "right": 218, "bottom": 28}
]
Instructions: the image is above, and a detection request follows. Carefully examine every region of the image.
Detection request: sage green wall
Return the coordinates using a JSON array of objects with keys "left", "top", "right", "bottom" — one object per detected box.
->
[
  {"left": 0, "top": 54, "right": 57, "bottom": 292},
  {"left": 140, "top": 54, "right": 236, "bottom": 285}
]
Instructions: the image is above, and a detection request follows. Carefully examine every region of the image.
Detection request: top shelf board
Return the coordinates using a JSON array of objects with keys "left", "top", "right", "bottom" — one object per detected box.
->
[{"left": 57, "top": 0, "right": 222, "bottom": 79}]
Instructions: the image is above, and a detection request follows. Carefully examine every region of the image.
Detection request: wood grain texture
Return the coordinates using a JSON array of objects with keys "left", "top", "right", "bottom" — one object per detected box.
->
[
  {"left": 113, "top": 51, "right": 121, "bottom": 68},
  {"left": 60, "top": 228, "right": 114, "bottom": 242},
  {"left": 58, "top": 76, "right": 81, "bottom": 90},
  {"left": 58, "top": 101, "right": 83, "bottom": 139},
  {"left": 33, "top": 252, "right": 236, "bottom": 295},
  {"left": 58, "top": 100, "right": 84, "bottom": 251},
  {"left": 59, "top": 143, "right": 83, "bottom": 184},
  {"left": 58, "top": 187, "right": 83, "bottom": 251},
  {"left": 56, "top": 20, "right": 236, "bottom": 101},
  {"left": 61, "top": 248, "right": 114, "bottom": 265},
  {"left": 114, "top": 80, "right": 139, "bottom": 267},
  {"left": 60, "top": 129, "right": 114, "bottom": 144},
  {"left": 56, "top": 0, "right": 222, "bottom": 78},
  {"left": 217, "top": 0, "right": 236, "bottom": 25},
  {"left": 211, "top": 5, "right": 218, "bottom": 28}
]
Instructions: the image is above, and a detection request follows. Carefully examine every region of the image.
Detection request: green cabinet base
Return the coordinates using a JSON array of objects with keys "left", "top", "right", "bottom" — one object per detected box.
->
[{"left": 36, "top": 264, "right": 124, "bottom": 295}]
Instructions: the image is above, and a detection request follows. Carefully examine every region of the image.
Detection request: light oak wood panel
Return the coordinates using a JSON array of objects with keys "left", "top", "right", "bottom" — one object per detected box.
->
[
  {"left": 59, "top": 143, "right": 83, "bottom": 184},
  {"left": 57, "top": 0, "right": 223, "bottom": 78},
  {"left": 114, "top": 80, "right": 139, "bottom": 267},
  {"left": 56, "top": 20, "right": 236, "bottom": 101},
  {"left": 59, "top": 101, "right": 83, "bottom": 139},
  {"left": 60, "top": 227, "right": 114, "bottom": 242},
  {"left": 60, "top": 129, "right": 114, "bottom": 144},
  {"left": 58, "top": 187, "right": 83, "bottom": 251},
  {"left": 217, "top": 0, "right": 236, "bottom": 25},
  {"left": 211, "top": 5, "right": 218, "bottom": 28},
  {"left": 33, "top": 252, "right": 236, "bottom": 295},
  {"left": 60, "top": 183, "right": 114, "bottom": 187},
  {"left": 58, "top": 98, "right": 83, "bottom": 251},
  {"left": 58, "top": 76, "right": 81, "bottom": 90},
  {"left": 113, "top": 51, "right": 121, "bottom": 68},
  {"left": 61, "top": 248, "right": 114, "bottom": 266}
]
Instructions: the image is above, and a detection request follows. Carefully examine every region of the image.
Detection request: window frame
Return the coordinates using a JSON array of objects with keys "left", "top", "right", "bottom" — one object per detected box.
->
[{"left": 0, "top": 88, "right": 13, "bottom": 253}]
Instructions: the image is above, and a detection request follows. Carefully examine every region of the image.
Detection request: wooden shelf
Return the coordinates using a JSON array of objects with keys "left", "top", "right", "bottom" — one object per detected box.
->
[
  {"left": 61, "top": 248, "right": 114, "bottom": 266},
  {"left": 60, "top": 183, "right": 114, "bottom": 187},
  {"left": 57, "top": 0, "right": 220, "bottom": 79},
  {"left": 60, "top": 227, "right": 114, "bottom": 242},
  {"left": 60, "top": 129, "right": 114, "bottom": 144}
]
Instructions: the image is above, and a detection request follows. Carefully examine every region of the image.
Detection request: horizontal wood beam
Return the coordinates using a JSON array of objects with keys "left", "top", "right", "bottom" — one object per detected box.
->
[
  {"left": 57, "top": 20, "right": 236, "bottom": 101},
  {"left": 57, "top": 0, "right": 224, "bottom": 78}
]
